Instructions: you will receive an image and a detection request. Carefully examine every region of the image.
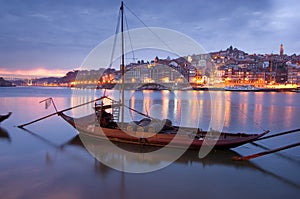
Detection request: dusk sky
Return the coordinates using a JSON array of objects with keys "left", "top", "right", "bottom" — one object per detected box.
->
[{"left": 0, "top": 0, "right": 299, "bottom": 77}]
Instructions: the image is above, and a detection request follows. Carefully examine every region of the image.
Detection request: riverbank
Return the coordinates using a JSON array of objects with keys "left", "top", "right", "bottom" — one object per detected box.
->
[
  {"left": 0, "top": 77, "right": 15, "bottom": 87},
  {"left": 11, "top": 84, "right": 299, "bottom": 92}
]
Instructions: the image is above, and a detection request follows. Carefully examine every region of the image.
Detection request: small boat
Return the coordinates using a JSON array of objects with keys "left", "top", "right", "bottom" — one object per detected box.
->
[
  {"left": 224, "top": 85, "right": 261, "bottom": 92},
  {"left": 291, "top": 87, "right": 300, "bottom": 93},
  {"left": 0, "top": 112, "right": 12, "bottom": 124},
  {"left": 56, "top": 2, "right": 269, "bottom": 150}
]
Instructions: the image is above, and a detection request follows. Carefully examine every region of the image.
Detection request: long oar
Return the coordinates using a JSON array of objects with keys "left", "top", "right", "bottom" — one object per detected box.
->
[
  {"left": 256, "top": 128, "right": 300, "bottom": 141},
  {"left": 17, "top": 96, "right": 106, "bottom": 128},
  {"left": 232, "top": 142, "right": 300, "bottom": 161},
  {"left": 17, "top": 112, "right": 59, "bottom": 129},
  {"left": 251, "top": 142, "right": 300, "bottom": 165}
]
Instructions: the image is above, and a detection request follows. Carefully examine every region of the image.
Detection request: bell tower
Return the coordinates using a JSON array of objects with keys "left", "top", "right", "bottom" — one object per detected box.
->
[{"left": 280, "top": 44, "right": 284, "bottom": 56}]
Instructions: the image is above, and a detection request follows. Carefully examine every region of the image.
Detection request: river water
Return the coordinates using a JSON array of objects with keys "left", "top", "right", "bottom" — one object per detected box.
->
[{"left": 0, "top": 87, "right": 299, "bottom": 199}]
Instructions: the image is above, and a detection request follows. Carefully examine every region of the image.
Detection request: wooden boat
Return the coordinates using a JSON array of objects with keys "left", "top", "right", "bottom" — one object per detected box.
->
[
  {"left": 57, "top": 2, "right": 268, "bottom": 150},
  {"left": 0, "top": 112, "right": 12, "bottom": 124},
  {"left": 59, "top": 108, "right": 268, "bottom": 150}
]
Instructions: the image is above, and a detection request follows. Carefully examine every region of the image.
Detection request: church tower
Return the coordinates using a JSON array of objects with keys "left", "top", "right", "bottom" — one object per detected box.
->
[{"left": 280, "top": 44, "right": 284, "bottom": 56}]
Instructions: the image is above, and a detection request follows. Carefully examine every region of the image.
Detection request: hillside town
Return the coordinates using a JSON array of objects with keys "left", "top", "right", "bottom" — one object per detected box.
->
[{"left": 2, "top": 45, "right": 300, "bottom": 90}]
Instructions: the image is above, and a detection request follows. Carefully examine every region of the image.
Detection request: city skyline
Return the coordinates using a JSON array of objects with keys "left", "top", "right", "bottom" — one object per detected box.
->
[{"left": 1, "top": 0, "right": 300, "bottom": 77}]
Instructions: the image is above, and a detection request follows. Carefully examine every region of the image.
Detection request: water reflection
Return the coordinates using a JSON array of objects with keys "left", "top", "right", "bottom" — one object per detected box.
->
[
  {"left": 66, "top": 134, "right": 248, "bottom": 167},
  {"left": 253, "top": 93, "right": 263, "bottom": 129},
  {"left": 67, "top": 89, "right": 300, "bottom": 133},
  {"left": 40, "top": 133, "right": 300, "bottom": 190},
  {"left": 1, "top": 87, "right": 300, "bottom": 199},
  {"left": 0, "top": 127, "right": 11, "bottom": 142}
]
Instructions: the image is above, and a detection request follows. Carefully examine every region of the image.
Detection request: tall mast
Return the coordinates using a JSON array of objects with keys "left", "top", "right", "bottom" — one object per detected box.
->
[
  {"left": 120, "top": 1, "right": 125, "bottom": 125},
  {"left": 270, "top": 54, "right": 273, "bottom": 83}
]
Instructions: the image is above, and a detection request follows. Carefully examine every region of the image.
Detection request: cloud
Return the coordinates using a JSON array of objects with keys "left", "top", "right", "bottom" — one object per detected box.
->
[
  {"left": 0, "top": 67, "right": 69, "bottom": 78},
  {"left": 0, "top": 0, "right": 299, "bottom": 72}
]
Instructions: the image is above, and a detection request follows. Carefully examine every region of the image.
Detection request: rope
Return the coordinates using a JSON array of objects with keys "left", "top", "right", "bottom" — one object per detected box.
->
[
  {"left": 104, "top": 96, "right": 155, "bottom": 120},
  {"left": 124, "top": 9, "right": 136, "bottom": 62},
  {"left": 108, "top": 9, "right": 121, "bottom": 68},
  {"left": 123, "top": 2, "right": 174, "bottom": 53}
]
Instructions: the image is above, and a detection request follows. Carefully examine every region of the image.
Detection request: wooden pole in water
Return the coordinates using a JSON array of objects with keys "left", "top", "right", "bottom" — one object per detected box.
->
[
  {"left": 17, "top": 97, "right": 105, "bottom": 128},
  {"left": 232, "top": 142, "right": 300, "bottom": 161}
]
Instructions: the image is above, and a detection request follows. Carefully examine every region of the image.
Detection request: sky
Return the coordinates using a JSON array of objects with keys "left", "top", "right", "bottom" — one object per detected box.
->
[{"left": 0, "top": 0, "right": 299, "bottom": 77}]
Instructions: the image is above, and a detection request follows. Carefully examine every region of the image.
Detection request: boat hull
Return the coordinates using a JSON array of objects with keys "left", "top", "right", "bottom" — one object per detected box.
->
[
  {"left": 224, "top": 85, "right": 261, "bottom": 92},
  {"left": 0, "top": 112, "right": 12, "bottom": 123},
  {"left": 59, "top": 112, "right": 268, "bottom": 150}
]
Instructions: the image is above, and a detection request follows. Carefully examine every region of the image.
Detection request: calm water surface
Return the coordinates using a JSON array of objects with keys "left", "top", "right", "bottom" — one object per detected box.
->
[{"left": 0, "top": 87, "right": 299, "bottom": 199}]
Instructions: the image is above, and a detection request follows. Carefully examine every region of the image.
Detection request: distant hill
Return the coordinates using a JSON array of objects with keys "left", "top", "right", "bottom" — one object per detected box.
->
[
  {"left": 6, "top": 70, "right": 79, "bottom": 86},
  {"left": 0, "top": 77, "right": 14, "bottom": 87}
]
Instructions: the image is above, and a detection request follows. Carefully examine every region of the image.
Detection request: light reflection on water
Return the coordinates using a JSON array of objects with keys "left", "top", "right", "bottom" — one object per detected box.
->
[
  {"left": 69, "top": 88, "right": 300, "bottom": 133},
  {"left": 0, "top": 87, "right": 300, "bottom": 199}
]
